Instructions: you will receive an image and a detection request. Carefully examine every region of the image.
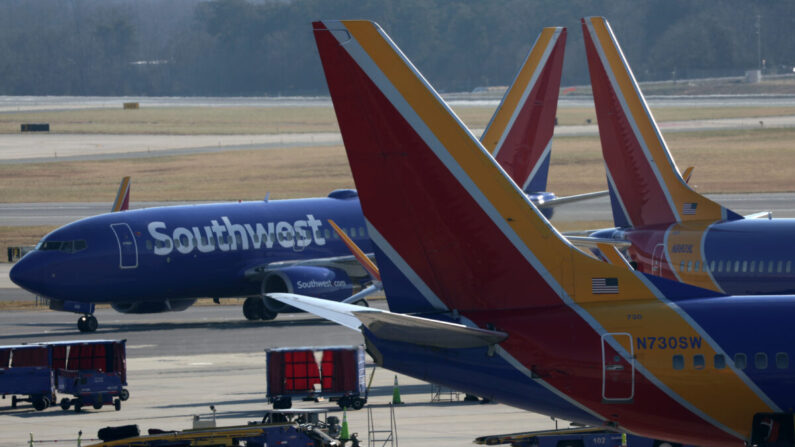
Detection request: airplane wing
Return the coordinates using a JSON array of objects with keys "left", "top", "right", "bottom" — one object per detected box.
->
[
  {"left": 565, "top": 236, "right": 631, "bottom": 249},
  {"left": 244, "top": 254, "right": 375, "bottom": 282},
  {"left": 268, "top": 293, "right": 508, "bottom": 349}
]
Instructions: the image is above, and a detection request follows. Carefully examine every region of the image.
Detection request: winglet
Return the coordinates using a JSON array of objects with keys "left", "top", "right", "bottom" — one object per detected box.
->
[
  {"left": 482, "top": 27, "right": 566, "bottom": 194},
  {"left": 328, "top": 219, "right": 381, "bottom": 282},
  {"left": 111, "top": 176, "right": 131, "bottom": 212},
  {"left": 582, "top": 17, "right": 740, "bottom": 226}
]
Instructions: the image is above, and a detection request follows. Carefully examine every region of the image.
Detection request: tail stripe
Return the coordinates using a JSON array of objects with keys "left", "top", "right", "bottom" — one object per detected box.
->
[{"left": 521, "top": 141, "right": 552, "bottom": 192}]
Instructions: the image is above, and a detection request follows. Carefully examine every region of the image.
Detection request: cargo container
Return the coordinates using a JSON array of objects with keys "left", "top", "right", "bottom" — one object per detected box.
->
[{"left": 266, "top": 345, "right": 367, "bottom": 410}]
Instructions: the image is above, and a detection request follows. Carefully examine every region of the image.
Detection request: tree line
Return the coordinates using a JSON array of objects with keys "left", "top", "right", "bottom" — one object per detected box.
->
[{"left": 0, "top": 0, "right": 791, "bottom": 96}]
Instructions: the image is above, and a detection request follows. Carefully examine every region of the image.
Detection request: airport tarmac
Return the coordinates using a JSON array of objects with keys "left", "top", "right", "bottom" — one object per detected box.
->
[
  {"left": 2, "top": 115, "right": 794, "bottom": 164},
  {"left": 0, "top": 305, "right": 568, "bottom": 447}
]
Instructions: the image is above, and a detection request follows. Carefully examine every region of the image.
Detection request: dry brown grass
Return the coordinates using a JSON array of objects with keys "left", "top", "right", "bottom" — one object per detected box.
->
[
  {"left": 2, "top": 105, "right": 793, "bottom": 134},
  {"left": 1, "top": 128, "right": 793, "bottom": 204}
]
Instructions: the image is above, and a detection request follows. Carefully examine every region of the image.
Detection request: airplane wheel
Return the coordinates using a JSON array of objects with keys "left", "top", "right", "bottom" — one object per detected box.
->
[
  {"left": 243, "top": 297, "right": 264, "bottom": 320},
  {"left": 77, "top": 317, "right": 87, "bottom": 332},
  {"left": 86, "top": 315, "right": 98, "bottom": 332},
  {"left": 260, "top": 307, "right": 277, "bottom": 321},
  {"left": 120, "top": 389, "right": 129, "bottom": 401},
  {"left": 60, "top": 398, "right": 71, "bottom": 410}
]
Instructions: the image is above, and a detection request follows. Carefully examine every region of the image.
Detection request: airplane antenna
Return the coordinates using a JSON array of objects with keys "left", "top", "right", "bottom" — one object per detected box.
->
[{"left": 264, "top": 192, "right": 270, "bottom": 203}]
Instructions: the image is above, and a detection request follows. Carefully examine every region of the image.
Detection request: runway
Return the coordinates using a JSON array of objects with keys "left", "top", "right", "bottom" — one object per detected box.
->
[
  {"left": 1, "top": 192, "right": 793, "bottom": 228},
  {"left": 1, "top": 115, "right": 794, "bottom": 164}
]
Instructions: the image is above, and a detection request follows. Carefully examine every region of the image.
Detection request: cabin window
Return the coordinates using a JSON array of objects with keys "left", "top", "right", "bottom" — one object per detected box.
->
[
  {"left": 769, "top": 261, "right": 774, "bottom": 273},
  {"left": 687, "top": 261, "right": 692, "bottom": 272},
  {"left": 749, "top": 261, "right": 755, "bottom": 273},
  {"left": 734, "top": 260, "right": 740, "bottom": 272},
  {"left": 776, "top": 353, "right": 789, "bottom": 369},
  {"left": 174, "top": 238, "right": 181, "bottom": 248},
  {"left": 679, "top": 261, "right": 685, "bottom": 272},
  {"left": 693, "top": 354, "right": 705, "bottom": 370},
  {"left": 787, "top": 261, "right": 792, "bottom": 273},
  {"left": 332, "top": 231, "right": 339, "bottom": 239},
  {"left": 755, "top": 353, "right": 768, "bottom": 370},
  {"left": 717, "top": 260, "right": 723, "bottom": 272},
  {"left": 741, "top": 261, "right": 748, "bottom": 273},
  {"left": 75, "top": 240, "right": 87, "bottom": 252},
  {"left": 673, "top": 355, "right": 684, "bottom": 370},
  {"left": 324, "top": 229, "right": 331, "bottom": 240},
  {"left": 236, "top": 234, "right": 243, "bottom": 246},
  {"left": 40, "top": 241, "right": 62, "bottom": 251},
  {"left": 778, "top": 261, "right": 783, "bottom": 273},
  {"left": 709, "top": 261, "right": 716, "bottom": 272},
  {"left": 694, "top": 261, "right": 700, "bottom": 272},
  {"left": 146, "top": 240, "right": 153, "bottom": 250},
  {"left": 714, "top": 354, "right": 726, "bottom": 369},
  {"left": 734, "top": 353, "right": 747, "bottom": 370}
]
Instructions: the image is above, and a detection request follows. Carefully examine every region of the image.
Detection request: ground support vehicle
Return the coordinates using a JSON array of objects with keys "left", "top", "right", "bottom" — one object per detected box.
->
[
  {"left": 0, "top": 344, "right": 56, "bottom": 411},
  {"left": 52, "top": 340, "right": 128, "bottom": 412},
  {"left": 85, "top": 409, "right": 342, "bottom": 447},
  {"left": 267, "top": 345, "right": 367, "bottom": 410},
  {"left": 475, "top": 427, "right": 694, "bottom": 447}
]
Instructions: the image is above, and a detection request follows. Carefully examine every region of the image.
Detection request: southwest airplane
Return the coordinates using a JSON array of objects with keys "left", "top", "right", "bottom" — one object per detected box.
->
[
  {"left": 578, "top": 17, "right": 795, "bottom": 295},
  {"left": 10, "top": 28, "right": 601, "bottom": 333},
  {"left": 268, "top": 18, "right": 795, "bottom": 447}
]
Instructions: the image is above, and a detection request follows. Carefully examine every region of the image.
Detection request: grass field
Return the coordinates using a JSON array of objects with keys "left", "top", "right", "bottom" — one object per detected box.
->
[{"left": 1, "top": 105, "right": 794, "bottom": 134}]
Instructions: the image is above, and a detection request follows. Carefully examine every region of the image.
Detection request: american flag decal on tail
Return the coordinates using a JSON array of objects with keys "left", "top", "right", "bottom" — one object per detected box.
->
[
  {"left": 592, "top": 277, "right": 619, "bottom": 294},
  {"left": 682, "top": 202, "right": 698, "bottom": 215}
]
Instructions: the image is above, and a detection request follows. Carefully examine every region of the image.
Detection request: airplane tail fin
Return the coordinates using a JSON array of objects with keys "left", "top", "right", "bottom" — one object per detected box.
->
[
  {"left": 481, "top": 27, "right": 566, "bottom": 194},
  {"left": 112, "top": 176, "right": 131, "bottom": 212},
  {"left": 582, "top": 17, "right": 741, "bottom": 227},
  {"left": 313, "top": 20, "right": 702, "bottom": 315}
]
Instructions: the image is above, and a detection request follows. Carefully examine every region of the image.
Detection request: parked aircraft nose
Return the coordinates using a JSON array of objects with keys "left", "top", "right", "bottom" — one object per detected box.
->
[{"left": 9, "top": 255, "right": 44, "bottom": 294}]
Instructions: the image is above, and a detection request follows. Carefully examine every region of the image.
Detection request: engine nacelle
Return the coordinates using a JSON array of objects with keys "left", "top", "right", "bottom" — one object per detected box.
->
[
  {"left": 262, "top": 266, "right": 353, "bottom": 313},
  {"left": 111, "top": 298, "right": 197, "bottom": 314}
]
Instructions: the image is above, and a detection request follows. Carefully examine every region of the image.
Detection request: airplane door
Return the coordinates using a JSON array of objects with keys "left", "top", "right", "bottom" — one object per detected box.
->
[
  {"left": 110, "top": 223, "right": 138, "bottom": 269},
  {"left": 652, "top": 244, "right": 666, "bottom": 274},
  {"left": 601, "top": 333, "right": 634, "bottom": 402}
]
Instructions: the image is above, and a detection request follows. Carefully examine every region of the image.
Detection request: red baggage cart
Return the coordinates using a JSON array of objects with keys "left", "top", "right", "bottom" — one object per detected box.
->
[{"left": 266, "top": 345, "right": 367, "bottom": 410}]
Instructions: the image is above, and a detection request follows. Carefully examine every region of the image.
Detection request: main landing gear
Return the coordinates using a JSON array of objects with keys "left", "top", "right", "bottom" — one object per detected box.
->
[
  {"left": 77, "top": 314, "right": 98, "bottom": 333},
  {"left": 242, "top": 297, "right": 277, "bottom": 321}
]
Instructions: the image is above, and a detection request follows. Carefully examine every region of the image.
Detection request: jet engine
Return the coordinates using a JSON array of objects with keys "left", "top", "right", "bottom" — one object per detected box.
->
[
  {"left": 261, "top": 266, "right": 353, "bottom": 314},
  {"left": 111, "top": 298, "right": 197, "bottom": 314}
]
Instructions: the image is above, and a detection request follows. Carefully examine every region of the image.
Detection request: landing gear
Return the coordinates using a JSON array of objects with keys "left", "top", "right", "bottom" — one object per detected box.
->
[
  {"left": 77, "top": 315, "right": 98, "bottom": 332},
  {"left": 242, "top": 297, "right": 278, "bottom": 321}
]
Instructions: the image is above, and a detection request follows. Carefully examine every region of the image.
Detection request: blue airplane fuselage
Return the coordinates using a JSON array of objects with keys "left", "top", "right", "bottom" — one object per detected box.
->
[{"left": 11, "top": 192, "right": 370, "bottom": 306}]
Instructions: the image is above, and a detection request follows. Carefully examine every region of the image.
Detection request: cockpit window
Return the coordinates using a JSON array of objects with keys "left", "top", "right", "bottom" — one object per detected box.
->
[{"left": 37, "top": 239, "right": 87, "bottom": 253}]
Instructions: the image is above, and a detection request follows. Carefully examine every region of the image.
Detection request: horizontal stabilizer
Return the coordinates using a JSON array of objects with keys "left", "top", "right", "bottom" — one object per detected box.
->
[
  {"left": 566, "top": 236, "right": 631, "bottom": 249},
  {"left": 268, "top": 293, "right": 507, "bottom": 349},
  {"left": 536, "top": 190, "right": 609, "bottom": 209}
]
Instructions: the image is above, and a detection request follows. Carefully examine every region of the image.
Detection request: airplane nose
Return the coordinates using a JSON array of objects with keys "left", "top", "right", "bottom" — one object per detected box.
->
[{"left": 9, "top": 255, "right": 43, "bottom": 293}]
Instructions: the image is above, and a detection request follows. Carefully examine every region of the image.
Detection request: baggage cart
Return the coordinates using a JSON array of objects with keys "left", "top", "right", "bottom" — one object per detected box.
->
[
  {"left": 266, "top": 345, "right": 367, "bottom": 410},
  {"left": 0, "top": 344, "right": 56, "bottom": 411},
  {"left": 52, "top": 340, "right": 128, "bottom": 412}
]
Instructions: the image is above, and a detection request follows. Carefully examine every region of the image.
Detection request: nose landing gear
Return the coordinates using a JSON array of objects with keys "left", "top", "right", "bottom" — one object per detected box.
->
[{"left": 77, "top": 315, "right": 98, "bottom": 332}]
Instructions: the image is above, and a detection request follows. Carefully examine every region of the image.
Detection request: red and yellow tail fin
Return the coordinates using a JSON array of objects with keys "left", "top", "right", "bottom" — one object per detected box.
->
[
  {"left": 111, "top": 176, "right": 131, "bottom": 212},
  {"left": 482, "top": 27, "right": 566, "bottom": 193},
  {"left": 582, "top": 17, "right": 740, "bottom": 227}
]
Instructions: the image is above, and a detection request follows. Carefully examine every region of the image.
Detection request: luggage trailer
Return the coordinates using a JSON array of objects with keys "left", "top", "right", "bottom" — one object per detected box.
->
[
  {"left": 0, "top": 340, "right": 128, "bottom": 412},
  {"left": 266, "top": 345, "right": 368, "bottom": 410}
]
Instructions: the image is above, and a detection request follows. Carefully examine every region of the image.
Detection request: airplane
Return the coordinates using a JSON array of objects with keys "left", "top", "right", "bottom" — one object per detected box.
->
[
  {"left": 577, "top": 16, "right": 795, "bottom": 295},
  {"left": 9, "top": 28, "right": 603, "bottom": 333},
  {"left": 267, "top": 18, "right": 795, "bottom": 447}
]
